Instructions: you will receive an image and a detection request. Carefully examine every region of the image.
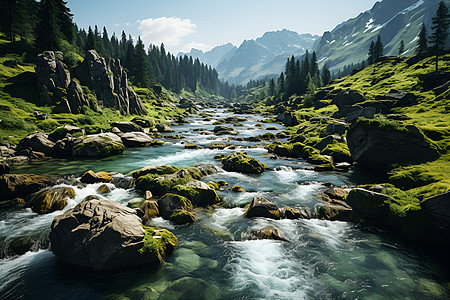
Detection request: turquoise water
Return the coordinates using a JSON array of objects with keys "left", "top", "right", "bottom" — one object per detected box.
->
[{"left": 1, "top": 109, "right": 449, "bottom": 299}]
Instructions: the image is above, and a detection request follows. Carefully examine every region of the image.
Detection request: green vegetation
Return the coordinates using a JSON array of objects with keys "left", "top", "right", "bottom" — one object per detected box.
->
[{"left": 138, "top": 226, "right": 178, "bottom": 263}]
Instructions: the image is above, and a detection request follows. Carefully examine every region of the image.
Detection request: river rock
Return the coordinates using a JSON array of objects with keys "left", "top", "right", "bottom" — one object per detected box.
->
[
  {"left": 346, "top": 119, "right": 440, "bottom": 171},
  {"left": 48, "top": 125, "right": 83, "bottom": 142},
  {"left": 140, "top": 200, "right": 159, "bottom": 222},
  {"left": 80, "top": 170, "right": 113, "bottom": 184},
  {"left": 155, "top": 124, "right": 174, "bottom": 133},
  {"left": 121, "top": 132, "right": 153, "bottom": 147},
  {"left": 242, "top": 226, "right": 287, "bottom": 241},
  {"left": 245, "top": 197, "right": 281, "bottom": 219},
  {"left": 318, "top": 204, "right": 353, "bottom": 221},
  {"left": 70, "top": 133, "right": 125, "bottom": 157},
  {"left": 331, "top": 89, "right": 365, "bottom": 110},
  {"left": 16, "top": 132, "right": 55, "bottom": 157},
  {"left": 280, "top": 206, "right": 312, "bottom": 219},
  {"left": 169, "top": 209, "right": 197, "bottom": 225},
  {"left": 157, "top": 193, "right": 193, "bottom": 219},
  {"left": 171, "top": 180, "right": 220, "bottom": 207},
  {"left": 111, "top": 121, "right": 143, "bottom": 133},
  {"left": 345, "top": 188, "right": 394, "bottom": 221},
  {"left": 159, "top": 277, "right": 220, "bottom": 300},
  {"left": 221, "top": 152, "right": 268, "bottom": 174},
  {"left": 75, "top": 50, "right": 146, "bottom": 115},
  {"left": 0, "top": 174, "right": 58, "bottom": 201},
  {"left": 420, "top": 192, "right": 450, "bottom": 245},
  {"left": 50, "top": 199, "right": 177, "bottom": 271},
  {"left": 27, "top": 186, "right": 75, "bottom": 214}
]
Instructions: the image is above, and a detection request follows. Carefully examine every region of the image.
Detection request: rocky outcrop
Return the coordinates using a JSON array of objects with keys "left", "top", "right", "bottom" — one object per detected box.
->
[
  {"left": 50, "top": 199, "right": 178, "bottom": 271},
  {"left": 346, "top": 119, "right": 440, "bottom": 171},
  {"left": 121, "top": 132, "right": 153, "bottom": 147},
  {"left": 35, "top": 51, "right": 90, "bottom": 114},
  {"left": 27, "top": 186, "right": 75, "bottom": 214},
  {"left": 221, "top": 152, "right": 268, "bottom": 174},
  {"left": 331, "top": 89, "right": 365, "bottom": 110},
  {"left": 0, "top": 174, "right": 58, "bottom": 202},
  {"left": 16, "top": 132, "right": 55, "bottom": 157},
  {"left": 245, "top": 197, "right": 281, "bottom": 219},
  {"left": 75, "top": 50, "right": 146, "bottom": 115},
  {"left": 375, "top": 89, "right": 418, "bottom": 107},
  {"left": 157, "top": 193, "right": 193, "bottom": 219}
]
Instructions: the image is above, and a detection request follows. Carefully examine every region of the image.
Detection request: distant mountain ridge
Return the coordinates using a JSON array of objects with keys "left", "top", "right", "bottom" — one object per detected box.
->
[
  {"left": 313, "top": 0, "right": 449, "bottom": 72},
  {"left": 178, "top": 29, "right": 320, "bottom": 85}
]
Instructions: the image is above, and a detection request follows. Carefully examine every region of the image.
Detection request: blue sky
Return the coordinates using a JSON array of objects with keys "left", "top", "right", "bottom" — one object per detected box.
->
[{"left": 67, "top": 0, "right": 379, "bottom": 54}]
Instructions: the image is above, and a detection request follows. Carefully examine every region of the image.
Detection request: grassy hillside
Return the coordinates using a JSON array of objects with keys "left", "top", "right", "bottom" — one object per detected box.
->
[{"left": 0, "top": 36, "right": 191, "bottom": 144}]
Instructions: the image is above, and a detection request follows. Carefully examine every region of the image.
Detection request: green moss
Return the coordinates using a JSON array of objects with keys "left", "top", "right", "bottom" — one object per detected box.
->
[
  {"left": 221, "top": 152, "right": 268, "bottom": 174},
  {"left": 207, "top": 182, "right": 220, "bottom": 190},
  {"left": 169, "top": 209, "right": 197, "bottom": 225},
  {"left": 132, "top": 165, "right": 180, "bottom": 179},
  {"left": 138, "top": 226, "right": 178, "bottom": 263}
]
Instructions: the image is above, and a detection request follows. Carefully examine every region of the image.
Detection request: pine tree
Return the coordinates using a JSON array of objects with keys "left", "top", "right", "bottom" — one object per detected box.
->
[
  {"left": 268, "top": 78, "right": 275, "bottom": 96},
  {"left": 430, "top": 1, "right": 450, "bottom": 71},
  {"left": 374, "top": 35, "right": 384, "bottom": 61},
  {"left": 102, "top": 26, "right": 111, "bottom": 57},
  {"left": 134, "top": 36, "right": 151, "bottom": 87},
  {"left": 36, "top": 0, "right": 60, "bottom": 51},
  {"left": 277, "top": 72, "right": 285, "bottom": 96},
  {"left": 416, "top": 23, "right": 428, "bottom": 55},
  {"left": 368, "top": 41, "right": 375, "bottom": 64},
  {"left": 86, "top": 26, "right": 96, "bottom": 50},
  {"left": 55, "top": 0, "right": 74, "bottom": 43},
  {"left": 321, "top": 63, "right": 331, "bottom": 86},
  {"left": 398, "top": 40, "right": 405, "bottom": 56}
]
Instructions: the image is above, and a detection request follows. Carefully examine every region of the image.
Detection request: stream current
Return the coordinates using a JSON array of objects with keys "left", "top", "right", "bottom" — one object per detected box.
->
[{"left": 0, "top": 108, "right": 449, "bottom": 299}]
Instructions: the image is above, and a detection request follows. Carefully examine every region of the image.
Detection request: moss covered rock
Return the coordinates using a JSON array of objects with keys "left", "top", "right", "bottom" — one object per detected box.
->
[
  {"left": 135, "top": 169, "right": 190, "bottom": 195},
  {"left": 242, "top": 226, "right": 287, "bottom": 241},
  {"left": 27, "top": 186, "right": 75, "bottom": 214},
  {"left": 171, "top": 181, "right": 220, "bottom": 207},
  {"left": 80, "top": 170, "right": 112, "bottom": 184},
  {"left": 169, "top": 209, "right": 197, "bottom": 225},
  {"left": 231, "top": 185, "right": 246, "bottom": 193},
  {"left": 221, "top": 152, "right": 268, "bottom": 174},
  {"left": 70, "top": 133, "right": 125, "bottom": 157},
  {"left": 96, "top": 184, "right": 111, "bottom": 194},
  {"left": 132, "top": 165, "right": 180, "bottom": 179},
  {"left": 0, "top": 173, "right": 59, "bottom": 202},
  {"left": 321, "top": 142, "right": 353, "bottom": 163},
  {"left": 208, "top": 142, "right": 227, "bottom": 150},
  {"left": 245, "top": 197, "right": 280, "bottom": 219},
  {"left": 157, "top": 193, "right": 193, "bottom": 219}
]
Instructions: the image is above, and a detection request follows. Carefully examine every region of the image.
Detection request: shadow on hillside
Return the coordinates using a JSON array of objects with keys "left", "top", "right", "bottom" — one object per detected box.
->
[{"left": 4, "top": 71, "right": 41, "bottom": 105}]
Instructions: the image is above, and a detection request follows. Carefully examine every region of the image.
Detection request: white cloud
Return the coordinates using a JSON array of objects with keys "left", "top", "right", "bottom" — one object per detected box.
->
[
  {"left": 180, "top": 42, "right": 212, "bottom": 53},
  {"left": 138, "top": 17, "right": 197, "bottom": 47}
]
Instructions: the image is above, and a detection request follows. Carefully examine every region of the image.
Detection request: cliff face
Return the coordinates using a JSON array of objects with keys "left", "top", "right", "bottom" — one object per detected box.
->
[{"left": 36, "top": 50, "right": 146, "bottom": 115}]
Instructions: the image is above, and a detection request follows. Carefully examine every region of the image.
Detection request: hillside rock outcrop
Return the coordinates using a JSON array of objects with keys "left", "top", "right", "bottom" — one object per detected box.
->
[
  {"left": 75, "top": 50, "right": 146, "bottom": 115},
  {"left": 35, "top": 51, "right": 89, "bottom": 114},
  {"left": 346, "top": 119, "right": 440, "bottom": 171}
]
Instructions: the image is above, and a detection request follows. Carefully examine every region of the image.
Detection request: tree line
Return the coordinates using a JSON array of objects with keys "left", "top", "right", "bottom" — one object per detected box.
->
[{"left": 0, "top": 0, "right": 235, "bottom": 97}]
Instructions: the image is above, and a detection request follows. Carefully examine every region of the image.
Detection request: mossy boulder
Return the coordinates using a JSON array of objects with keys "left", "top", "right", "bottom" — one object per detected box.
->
[
  {"left": 245, "top": 197, "right": 281, "bottom": 219},
  {"left": 159, "top": 277, "right": 220, "bottom": 300},
  {"left": 80, "top": 170, "right": 112, "bottom": 184},
  {"left": 185, "top": 143, "right": 203, "bottom": 149},
  {"left": 321, "top": 142, "right": 353, "bottom": 163},
  {"left": 27, "top": 186, "right": 75, "bottom": 214},
  {"left": 169, "top": 209, "right": 197, "bottom": 225},
  {"left": 120, "top": 132, "right": 153, "bottom": 147},
  {"left": 96, "top": 184, "right": 111, "bottom": 194},
  {"left": 171, "top": 181, "right": 220, "bottom": 207},
  {"left": 280, "top": 206, "right": 312, "bottom": 219},
  {"left": 242, "top": 226, "right": 287, "bottom": 241},
  {"left": 347, "top": 119, "right": 441, "bottom": 171},
  {"left": 157, "top": 193, "right": 193, "bottom": 219},
  {"left": 345, "top": 188, "right": 393, "bottom": 221},
  {"left": 231, "top": 185, "right": 246, "bottom": 193},
  {"left": 208, "top": 142, "right": 227, "bottom": 150},
  {"left": 132, "top": 165, "right": 180, "bottom": 179},
  {"left": 50, "top": 199, "right": 178, "bottom": 271},
  {"left": 221, "top": 152, "right": 268, "bottom": 174},
  {"left": 0, "top": 174, "right": 58, "bottom": 202},
  {"left": 136, "top": 170, "right": 192, "bottom": 196},
  {"left": 318, "top": 205, "right": 353, "bottom": 221},
  {"left": 69, "top": 133, "right": 125, "bottom": 157}
]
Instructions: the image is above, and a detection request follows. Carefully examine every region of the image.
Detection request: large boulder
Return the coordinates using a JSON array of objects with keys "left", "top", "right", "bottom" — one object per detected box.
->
[
  {"left": 242, "top": 226, "right": 287, "bottom": 241},
  {"left": 171, "top": 180, "right": 220, "bottom": 207},
  {"left": 376, "top": 89, "right": 418, "bottom": 107},
  {"left": 245, "top": 197, "right": 281, "bottom": 219},
  {"left": 420, "top": 192, "right": 450, "bottom": 245},
  {"left": 0, "top": 174, "right": 58, "bottom": 201},
  {"left": 155, "top": 124, "right": 174, "bottom": 133},
  {"left": 69, "top": 133, "right": 124, "bottom": 157},
  {"left": 27, "top": 186, "right": 75, "bottom": 214},
  {"left": 121, "top": 132, "right": 153, "bottom": 147},
  {"left": 345, "top": 188, "right": 393, "bottom": 221},
  {"left": 346, "top": 119, "right": 440, "bottom": 171},
  {"left": 111, "top": 121, "right": 143, "bottom": 133},
  {"left": 221, "top": 152, "right": 268, "bottom": 174},
  {"left": 80, "top": 170, "right": 112, "bottom": 184},
  {"left": 48, "top": 125, "right": 83, "bottom": 142},
  {"left": 75, "top": 50, "right": 146, "bottom": 115},
  {"left": 157, "top": 193, "right": 194, "bottom": 219},
  {"left": 276, "top": 112, "right": 298, "bottom": 126},
  {"left": 16, "top": 132, "right": 55, "bottom": 157},
  {"left": 50, "top": 199, "right": 178, "bottom": 271},
  {"left": 318, "top": 205, "right": 353, "bottom": 221},
  {"left": 332, "top": 89, "right": 365, "bottom": 110}
]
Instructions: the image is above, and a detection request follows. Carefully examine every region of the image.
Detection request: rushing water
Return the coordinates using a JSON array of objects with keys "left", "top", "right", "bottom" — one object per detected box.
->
[{"left": 1, "top": 109, "right": 449, "bottom": 299}]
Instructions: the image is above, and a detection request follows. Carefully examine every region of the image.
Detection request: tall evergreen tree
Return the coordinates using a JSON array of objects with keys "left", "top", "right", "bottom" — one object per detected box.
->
[
  {"left": 430, "top": 1, "right": 450, "bottom": 71},
  {"left": 321, "top": 63, "right": 331, "bottom": 86},
  {"left": 416, "top": 23, "right": 429, "bottom": 55},
  {"left": 398, "top": 40, "right": 405, "bottom": 56},
  {"left": 55, "top": 0, "right": 74, "bottom": 43},
  {"left": 36, "top": 0, "right": 60, "bottom": 51},
  {"left": 368, "top": 41, "right": 375, "bottom": 64},
  {"left": 134, "top": 36, "right": 151, "bottom": 87},
  {"left": 86, "top": 26, "right": 96, "bottom": 50},
  {"left": 268, "top": 78, "right": 275, "bottom": 96},
  {"left": 277, "top": 72, "right": 285, "bottom": 96},
  {"left": 374, "top": 35, "right": 384, "bottom": 61}
]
